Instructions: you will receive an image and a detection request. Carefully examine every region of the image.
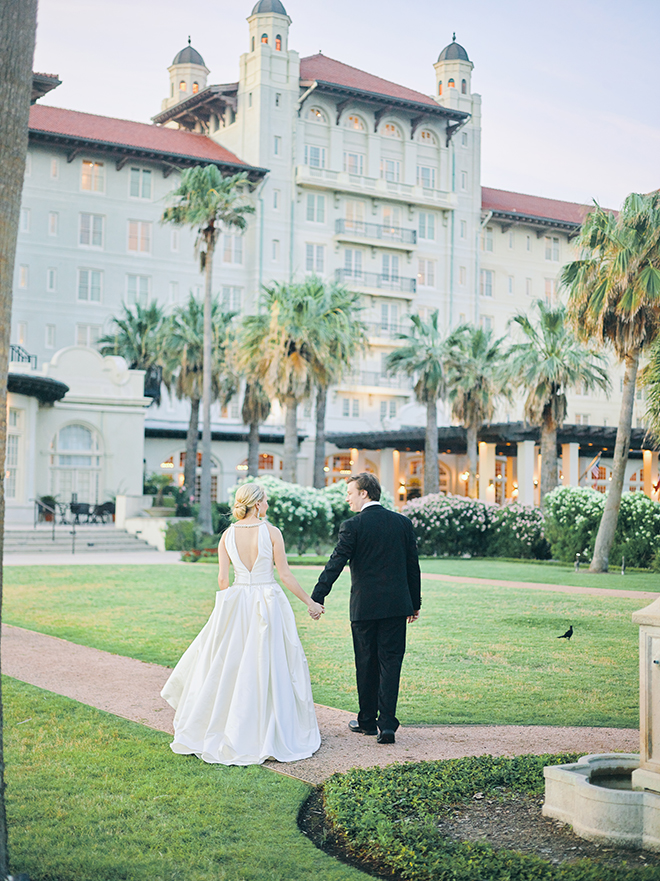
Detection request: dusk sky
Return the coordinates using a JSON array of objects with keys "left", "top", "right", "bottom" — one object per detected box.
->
[{"left": 32, "top": 0, "right": 660, "bottom": 209}]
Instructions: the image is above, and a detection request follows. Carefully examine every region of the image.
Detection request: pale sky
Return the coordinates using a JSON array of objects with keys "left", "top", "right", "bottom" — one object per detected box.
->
[{"left": 32, "top": 0, "right": 660, "bottom": 209}]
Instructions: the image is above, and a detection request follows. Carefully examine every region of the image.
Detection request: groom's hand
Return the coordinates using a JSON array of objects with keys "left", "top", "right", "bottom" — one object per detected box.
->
[{"left": 407, "top": 610, "right": 420, "bottom": 623}]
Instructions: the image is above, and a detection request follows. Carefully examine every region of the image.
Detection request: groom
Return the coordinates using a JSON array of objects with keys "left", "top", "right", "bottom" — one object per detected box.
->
[{"left": 311, "top": 473, "right": 421, "bottom": 744}]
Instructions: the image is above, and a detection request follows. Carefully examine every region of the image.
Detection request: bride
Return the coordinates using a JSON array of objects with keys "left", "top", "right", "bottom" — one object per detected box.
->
[{"left": 161, "top": 483, "right": 324, "bottom": 765}]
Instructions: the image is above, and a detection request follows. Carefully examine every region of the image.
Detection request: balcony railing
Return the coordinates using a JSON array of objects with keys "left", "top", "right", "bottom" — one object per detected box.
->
[
  {"left": 341, "top": 371, "right": 413, "bottom": 390},
  {"left": 365, "top": 321, "right": 407, "bottom": 340},
  {"left": 9, "top": 344, "right": 37, "bottom": 369},
  {"left": 335, "top": 269, "right": 416, "bottom": 294},
  {"left": 335, "top": 218, "right": 417, "bottom": 245}
]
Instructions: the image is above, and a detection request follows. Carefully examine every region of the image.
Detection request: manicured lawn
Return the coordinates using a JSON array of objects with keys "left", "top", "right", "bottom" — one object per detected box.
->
[
  {"left": 4, "top": 678, "right": 363, "bottom": 881},
  {"left": 3, "top": 562, "right": 645, "bottom": 727}
]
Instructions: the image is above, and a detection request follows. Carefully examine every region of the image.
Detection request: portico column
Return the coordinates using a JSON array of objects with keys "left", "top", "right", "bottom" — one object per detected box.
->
[
  {"left": 379, "top": 448, "right": 397, "bottom": 503},
  {"left": 561, "top": 443, "right": 580, "bottom": 487},
  {"left": 350, "top": 447, "right": 365, "bottom": 474},
  {"left": 517, "top": 440, "right": 536, "bottom": 505},
  {"left": 643, "top": 450, "right": 659, "bottom": 499},
  {"left": 478, "top": 442, "right": 496, "bottom": 503}
]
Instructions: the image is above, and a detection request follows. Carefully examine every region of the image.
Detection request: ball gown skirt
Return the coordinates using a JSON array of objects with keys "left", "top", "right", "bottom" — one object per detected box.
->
[{"left": 161, "top": 522, "right": 320, "bottom": 765}]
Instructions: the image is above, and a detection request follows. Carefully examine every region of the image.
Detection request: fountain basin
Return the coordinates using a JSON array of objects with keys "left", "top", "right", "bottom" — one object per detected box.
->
[{"left": 543, "top": 754, "right": 660, "bottom": 851}]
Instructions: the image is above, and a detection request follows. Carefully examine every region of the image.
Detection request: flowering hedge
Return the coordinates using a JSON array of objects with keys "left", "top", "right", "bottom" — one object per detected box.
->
[
  {"left": 402, "top": 493, "right": 550, "bottom": 558},
  {"left": 228, "top": 475, "right": 332, "bottom": 554},
  {"left": 544, "top": 485, "right": 660, "bottom": 567}
]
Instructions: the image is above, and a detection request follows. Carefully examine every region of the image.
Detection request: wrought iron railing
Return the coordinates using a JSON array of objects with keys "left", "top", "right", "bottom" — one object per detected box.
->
[
  {"left": 335, "top": 219, "right": 416, "bottom": 245},
  {"left": 335, "top": 269, "right": 416, "bottom": 294},
  {"left": 10, "top": 344, "right": 37, "bottom": 369}
]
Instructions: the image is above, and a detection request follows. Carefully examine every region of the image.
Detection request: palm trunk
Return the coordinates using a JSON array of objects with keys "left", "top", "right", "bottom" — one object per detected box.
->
[
  {"left": 313, "top": 385, "right": 327, "bottom": 488},
  {"left": 199, "top": 234, "right": 215, "bottom": 534},
  {"left": 247, "top": 420, "right": 260, "bottom": 477},
  {"left": 0, "top": 2, "right": 38, "bottom": 875},
  {"left": 466, "top": 424, "right": 478, "bottom": 499},
  {"left": 590, "top": 351, "right": 639, "bottom": 572},
  {"left": 282, "top": 398, "right": 298, "bottom": 483},
  {"left": 539, "top": 409, "right": 558, "bottom": 509},
  {"left": 424, "top": 397, "right": 439, "bottom": 494},
  {"left": 184, "top": 397, "right": 200, "bottom": 496}
]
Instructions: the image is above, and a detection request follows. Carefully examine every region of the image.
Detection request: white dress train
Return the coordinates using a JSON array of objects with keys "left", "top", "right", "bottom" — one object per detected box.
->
[{"left": 161, "top": 522, "right": 321, "bottom": 765}]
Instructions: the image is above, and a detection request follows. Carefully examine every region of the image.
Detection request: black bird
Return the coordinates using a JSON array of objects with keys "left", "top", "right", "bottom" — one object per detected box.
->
[{"left": 557, "top": 626, "right": 573, "bottom": 641}]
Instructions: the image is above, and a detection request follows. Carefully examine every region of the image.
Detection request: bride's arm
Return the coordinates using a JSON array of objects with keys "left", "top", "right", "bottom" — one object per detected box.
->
[
  {"left": 218, "top": 533, "right": 231, "bottom": 590},
  {"left": 269, "top": 524, "right": 324, "bottom": 618}
]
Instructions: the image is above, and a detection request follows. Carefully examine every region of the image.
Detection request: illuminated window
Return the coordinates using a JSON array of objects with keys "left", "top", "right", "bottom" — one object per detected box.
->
[
  {"left": 419, "top": 129, "right": 437, "bottom": 144},
  {"left": 261, "top": 33, "right": 268, "bottom": 43},
  {"left": 128, "top": 220, "right": 152, "bottom": 254},
  {"left": 179, "top": 81, "right": 186, "bottom": 92},
  {"left": 275, "top": 34, "right": 282, "bottom": 50},
  {"left": 438, "top": 81, "right": 442, "bottom": 95},
  {"left": 448, "top": 78, "right": 455, "bottom": 88},
  {"left": 81, "top": 160, "right": 105, "bottom": 193},
  {"left": 461, "top": 79, "right": 467, "bottom": 94},
  {"left": 343, "top": 152, "right": 365, "bottom": 175},
  {"left": 382, "top": 123, "right": 401, "bottom": 138},
  {"left": 418, "top": 259, "right": 436, "bottom": 288},
  {"left": 308, "top": 107, "right": 326, "bottom": 122},
  {"left": 192, "top": 82, "right": 199, "bottom": 94},
  {"left": 345, "top": 114, "right": 365, "bottom": 131}
]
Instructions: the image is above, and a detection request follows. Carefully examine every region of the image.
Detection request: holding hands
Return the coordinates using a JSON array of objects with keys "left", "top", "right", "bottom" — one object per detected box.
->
[{"left": 307, "top": 601, "right": 325, "bottom": 621}]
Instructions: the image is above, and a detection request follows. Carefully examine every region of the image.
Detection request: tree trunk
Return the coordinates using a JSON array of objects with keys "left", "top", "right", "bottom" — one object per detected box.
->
[
  {"left": 539, "top": 410, "right": 558, "bottom": 509},
  {"left": 313, "top": 385, "right": 327, "bottom": 488},
  {"left": 0, "top": 2, "right": 39, "bottom": 875},
  {"left": 247, "top": 420, "right": 260, "bottom": 477},
  {"left": 282, "top": 398, "right": 298, "bottom": 483},
  {"left": 199, "top": 234, "right": 214, "bottom": 534},
  {"left": 184, "top": 396, "right": 200, "bottom": 496},
  {"left": 590, "top": 351, "right": 639, "bottom": 572},
  {"left": 424, "top": 397, "right": 439, "bottom": 494},
  {"left": 466, "top": 424, "right": 478, "bottom": 499}
]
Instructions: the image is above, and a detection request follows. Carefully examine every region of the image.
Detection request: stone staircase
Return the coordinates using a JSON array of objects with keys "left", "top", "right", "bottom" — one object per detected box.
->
[{"left": 3, "top": 524, "right": 154, "bottom": 554}]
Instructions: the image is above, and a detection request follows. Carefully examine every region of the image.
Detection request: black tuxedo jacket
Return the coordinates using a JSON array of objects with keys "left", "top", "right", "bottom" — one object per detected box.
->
[{"left": 311, "top": 504, "right": 421, "bottom": 622}]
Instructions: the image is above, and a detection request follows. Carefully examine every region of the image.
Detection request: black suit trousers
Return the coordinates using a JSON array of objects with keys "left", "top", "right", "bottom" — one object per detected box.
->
[{"left": 351, "top": 616, "right": 407, "bottom": 732}]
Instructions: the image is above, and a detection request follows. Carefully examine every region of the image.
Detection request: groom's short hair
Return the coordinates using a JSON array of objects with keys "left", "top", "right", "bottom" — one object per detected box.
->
[{"left": 349, "top": 472, "right": 381, "bottom": 501}]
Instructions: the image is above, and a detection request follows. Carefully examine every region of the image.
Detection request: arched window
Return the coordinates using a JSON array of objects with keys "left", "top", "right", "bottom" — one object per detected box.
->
[
  {"left": 382, "top": 122, "right": 402, "bottom": 139},
  {"left": 461, "top": 78, "right": 467, "bottom": 94},
  {"left": 251, "top": 36, "right": 255, "bottom": 51},
  {"left": 50, "top": 424, "right": 102, "bottom": 504},
  {"left": 261, "top": 32, "right": 268, "bottom": 44},
  {"left": 418, "top": 129, "right": 437, "bottom": 145},
  {"left": 438, "top": 81, "right": 442, "bottom": 95},
  {"left": 308, "top": 106, "right": 327, "bottom": 123},
  {"left": 448, "top": 78, "right": 455, "bottom": 88},
  {"left": 179, "top": 81, "right": 187, "bottom": 92},
  {"left": 192, "top": 82, "right": 199, "bottom": 94},
  {"left": 237, "top": 453, "right": 280, "bottom": 474},
  {"left": 275, "top": 34, "right": 282, "bottom": 50},
  {"left": 344, "top": 114, "right": 366, "bottom": 131}
]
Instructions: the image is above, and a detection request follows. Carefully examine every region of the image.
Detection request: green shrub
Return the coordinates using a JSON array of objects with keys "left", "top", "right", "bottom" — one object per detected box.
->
[
  {"left": 321, "top": 479, "right": 395, "bottom": 539},
  {"left": 489, "top": 503, "right": 551, "bottom": 559},
  {"left": 610, "top": 491, "right": 660, "bottom": 568},
  {"left": 402, "top": 493, "right": 496, "bottom": 556},
  {"left": 228, "top": 475, "right": 332, "bottom": 553},
  {"left": 322, "top": 753, "right": 650, "bottom": 881},
  {"left": 544, "top": 486, "right": 605, "bottom": 563},
  {"left": 165, "top": 519, "right": 196, "bottom": 551}
]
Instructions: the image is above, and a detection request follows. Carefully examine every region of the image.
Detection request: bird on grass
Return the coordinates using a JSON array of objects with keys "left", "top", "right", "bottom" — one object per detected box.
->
[{"left": 557, "top": 625, "right": 573, "bottom": 640}]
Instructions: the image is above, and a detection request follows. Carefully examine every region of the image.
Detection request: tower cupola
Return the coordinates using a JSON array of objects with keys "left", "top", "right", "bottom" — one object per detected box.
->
[
  {"left": 162, "top": 38, "right": 210, "bottom": 111},
  {"left": 434, "top": 33, "right": 473, "bottom": 109},
  {"left": 247, "top": 0, "right": 291, "bottom": 54}
]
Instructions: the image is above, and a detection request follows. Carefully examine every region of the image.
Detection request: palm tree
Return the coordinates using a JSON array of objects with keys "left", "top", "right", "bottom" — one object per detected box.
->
[
  {"left": 241, "top": 381, "right": 271, "bottom": 478},
  {"left": 444, "top": 324, "right": 509, "bottom": 499},
  {"left": 98, "top": 302, "right": 165, "bottom": 402},
  {"left": 641, "top": 337, "right": 660, "bottom": 447},
  {"left": 239, "top": 282, "right": 330, "bottom": 483},
  {"left": 0, "top": 1, "right": 38, "bottom": 872},
  {"left": 562, "top": 191, "right": 660, "bottom": 571},
  {"left": 386, "top": 311, "right": 447, "bottom": 495},
  {"left": 162, "top": 165, "right": 254, "bottom": 532},
  {"left": 161, "top": 295, "right": 237, "bottom": 501},
  {"left": 507, "top": 300, "right": 610, "bottom": 507}
]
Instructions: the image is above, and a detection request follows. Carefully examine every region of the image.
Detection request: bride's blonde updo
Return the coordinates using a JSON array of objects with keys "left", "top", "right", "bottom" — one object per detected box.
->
[{"left": 233, "top": 483, "right": 265, "bottom": 520}]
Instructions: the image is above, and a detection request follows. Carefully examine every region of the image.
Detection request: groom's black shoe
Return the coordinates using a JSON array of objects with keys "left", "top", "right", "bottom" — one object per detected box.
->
[
  {"left": 377, "top": 729, "right": 395, "bottom": 744},
  {"left": 348, "top": 720, "right": 377, "bottom": 735}
]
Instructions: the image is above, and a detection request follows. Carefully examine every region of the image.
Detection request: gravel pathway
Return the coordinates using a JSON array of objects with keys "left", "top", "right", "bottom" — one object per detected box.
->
[{"left": 3, "top": 624, "right": 639, "bottom": 785}]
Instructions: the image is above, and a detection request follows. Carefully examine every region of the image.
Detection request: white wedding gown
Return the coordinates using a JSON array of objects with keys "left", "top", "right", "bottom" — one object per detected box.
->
[{"left": 161, "top": 522, "right": 321, "bottom": 765}]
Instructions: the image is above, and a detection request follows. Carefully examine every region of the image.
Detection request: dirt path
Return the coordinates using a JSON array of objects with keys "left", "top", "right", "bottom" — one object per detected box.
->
[
  {"left": 3, "top": 624, "right": 639, "bottom": 785},
  {"left": 421, "top": 573, "right": 658, "bottom": 600}
]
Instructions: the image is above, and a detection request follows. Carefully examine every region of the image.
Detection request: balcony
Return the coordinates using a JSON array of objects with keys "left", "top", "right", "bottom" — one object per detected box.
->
[
  {"left": 339, "top": 371, "right": 413, "bottom": 391},
  {"left": 9, "top": 344, "right": 37, "bottom": 369},
  {"left": 335, "top": 219, "right": 416, "bottom": 251},
  {"left": 364, "top": 321, "right": 408, "bottom": 341},
  {"left": 295, "top": 165, "right": 458, "bottom": 211},
  {"left": 335, "top": 268, "right": 416, "bottom": 297}
]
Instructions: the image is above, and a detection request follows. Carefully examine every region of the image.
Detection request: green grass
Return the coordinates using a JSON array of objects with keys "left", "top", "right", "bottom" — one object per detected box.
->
[
  {"left": 5, "top": 677, "right": 364, "bottom": 881},
  {"left": 3, "top": 563, "right": 645, "bottom": 727}
]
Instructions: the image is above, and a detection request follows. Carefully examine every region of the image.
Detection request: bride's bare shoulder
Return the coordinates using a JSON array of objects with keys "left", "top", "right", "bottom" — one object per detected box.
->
[{"left": 265, "top": 521, "right": 283, "bottom": 540}]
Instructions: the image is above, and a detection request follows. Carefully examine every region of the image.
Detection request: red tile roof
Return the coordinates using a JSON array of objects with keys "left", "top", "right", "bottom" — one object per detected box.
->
[
  {"left": 29, "top": 104, "right": 247, "bottom": 167},
  {"left": 300, "top": 53, "right": 438, "bottom": 108},
  {"left": 481, "top": 186, "right": 592, "bottom": 225}
]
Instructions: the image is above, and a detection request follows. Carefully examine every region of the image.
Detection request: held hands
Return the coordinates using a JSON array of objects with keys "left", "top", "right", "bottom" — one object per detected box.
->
[
  {"left": 407, "top": 610, "right": 420, "bottom": 623},
  {"left": 308, "top": 601, "right": 325, "bottom": 621}
]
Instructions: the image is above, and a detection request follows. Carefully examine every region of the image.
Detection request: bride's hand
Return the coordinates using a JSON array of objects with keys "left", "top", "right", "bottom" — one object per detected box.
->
[{"left": 307, "top": 601, "right": 324, "bottom": 620}]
